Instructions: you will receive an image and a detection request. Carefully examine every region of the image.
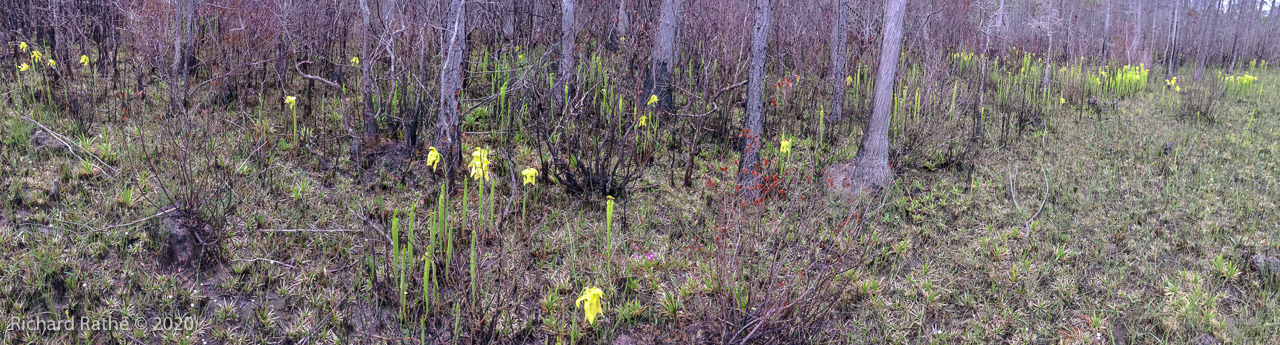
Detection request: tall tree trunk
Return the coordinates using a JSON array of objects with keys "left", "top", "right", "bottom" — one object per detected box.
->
[
  {"left": 436, "top": 0, "right": 466, "bottom": 182},
  {"left": 1228, "top": 0, "right": 1242, "bottom": 73},
  {"left": 996, "top": 0, "right": 1006, "bottom": 51},
  {"left": 169, "top": 0, "right": 193, "bottom": 116},
  {"left": 829, "top": 0, "right": 848, "bottom": 123},
  {"left": 736, "top": 0, "right": 771, "bottom": 199},
  {"left": 558, "top": 0, "right": 576, "bottom": 91},
  {"left": 1194, "top": 0, "right": 1218, "bottom": 80},
  {"left": 614, "top": 0, "right": 630, "bottom": 44},
  {"left": 647, "top": 0, "right": 682, "bottom": 114},
  {"left": 825, "top": 0, "right": 906, "bottom": 197},
  {"left": 502, "top": 0, "right": 515, "bottom": 42},
  {"left": 1166, "top": 0, "right": 1181, "bottom": 77},
  {"left": 1102, "top": 0, "right": 1111, "bottom": 62},
  {"left": 358, "top": 0, "right": 377, "bottom": 137},
  {"left": 1129, "top": 0, "right": 1142, "bottom": 64}
]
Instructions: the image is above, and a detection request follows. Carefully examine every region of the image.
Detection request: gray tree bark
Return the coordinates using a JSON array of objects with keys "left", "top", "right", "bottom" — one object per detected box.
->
[
  {"left": 1166, "top": 0, "right": 1181, "bottom": 77},
  {"left": 614, "top": 0, "right": 630, "bottom": 44},
  {"left": 436, "top": 0, "right": 466, "bottom": 180},
  {"left": 1228, "top": 0, "right": 1242, "bottom": 72},
  {"left": 824, "top": 0, "right": 907, "bottom": 198},
  {"left": 1129, "top": 0, "right": 1142, "bottom": 64},
  {"left": 829, "top": 0, "right": 848, "bottom": 123},
  {"left": 1102, "top": 0, "right": 1111, "bottom": 62},
  {"left": 558, "top": 0, "right": 576, "bottom": 90},
  {"left": 169, "top": 0, "right": 194, "bottom": 116},
  {"left": 736, "top": 0, "right": 771, "bottom": 199},
  {"left": 648, "top": 0, "right": 682, "bottom": 113},
  {"left": 358, "top": 0, "right": 378, "bottom": 136},
  {"left": 502, "top": 0, "right": 515, "bottom": 41}
]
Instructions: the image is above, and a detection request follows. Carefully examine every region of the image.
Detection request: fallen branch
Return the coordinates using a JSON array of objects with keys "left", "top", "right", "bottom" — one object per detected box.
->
[
  {"left": 22, "top": 116, "right": 119, "bottom": 178},
  {"left": 258, "top": 228, "right": 359, "bottom": 233},
  {"left": 232, "top": 257, "right": 298, "bottom": 269},
  {"left": 93, "top": 207, "right": 178, "bottom": 233}
]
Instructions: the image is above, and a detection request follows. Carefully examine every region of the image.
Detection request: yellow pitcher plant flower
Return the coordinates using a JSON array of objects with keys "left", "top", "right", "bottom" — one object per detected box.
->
[
  {"left": 426, "top": 147, "right": 441, "bottom": 172},
  {"left": 576, "top": 287, "right": 605, "bottom": 325},
  {"left": 46, "top": 59, "right": 55, "bottom": 68},
  {"left": 350, "top": 56, "right": 360, "bottom": 65},
  {"left": 780, "top": 137, "right": 791, "bottom": 154},
  {"left": 1059, "top": 97, "right": 1065, "bottom": 105},
  {"left": 283, "top": 96, "right": 297, "bottom": 109},
  {"left": 79, "top": 55, "right": 90, "bottom": 68},
  {"left": 468, "top": 147, "right": 493, "bottom": 181},
  {"left": 646, "top": 94, "right": 658, "bottom": 106},
  {"left": 845, "top": 75, "right": 852, "bottom": 86},
  {"left": 521, "top": 168, "right": 539, "bottom": 185},
  {"left": 18, "top": 42, "right": 27, "bottom": 52},
  {"left": 30, "top": 51, "right": 42, "bottom": 62},
  {"left": 18, "top": 63, "right": 29, "bottom": 72},
  {"left": 637, "top": 115, "right": 648, "bottom": 127}
]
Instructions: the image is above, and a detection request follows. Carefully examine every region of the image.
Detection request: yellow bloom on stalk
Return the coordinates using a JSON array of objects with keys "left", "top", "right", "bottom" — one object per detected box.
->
[
  {"left": 468, "top": 147, "right": 493, "bottom": 181},
  {"left": 575, "top": 287, "right": 605, "bottom": 325},
  {"left": 637, "top": 115, "right": 648, "bottom": 127},
  {"left": 1059, "top": 97, "right": 1065, "bottom": 105},
  {"left": 46, "top": 59, "right": 55, "bottom": 68},
  {"left": 845, "top": 75, "right": 852, "bottom": 86},
  {"left": 284, "top": 96, "right": 297, "bottom": 109},
  {"left": 30, "top": 50, "right": 42, "bottom": 62},
  {"left": 780, "top": 138, "right": 791, "bottom": 154},
  {"left": 79, "top": 55, "right": 90, "bottom": 68},
  {"left": 521, "top": 168, "right": 539, "bottom": 185},
  {"left": 18, "top": 63, "right": 30, "bottom": 72},
  {"left": 426, "top": 147, "right": 441, "bottom": 172},
  {"left": 18, "top": 42, "right": 27, "bottom": 52},
  {"left": 350, "top": 56, "right": 360, "bottom": 65},
  {"left": 646, "top": 94, "right": 659, "bottom": 106}
]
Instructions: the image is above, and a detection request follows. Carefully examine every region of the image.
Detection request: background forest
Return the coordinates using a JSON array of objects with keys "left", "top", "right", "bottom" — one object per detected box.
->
[{"left": 1, "top": 0, "right": 1279, "bottom": 344}]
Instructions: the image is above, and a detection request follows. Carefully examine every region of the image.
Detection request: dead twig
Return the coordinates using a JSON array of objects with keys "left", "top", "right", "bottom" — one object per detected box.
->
[{"left": 295, "top": 60, "right": 342, "bottom": 89}]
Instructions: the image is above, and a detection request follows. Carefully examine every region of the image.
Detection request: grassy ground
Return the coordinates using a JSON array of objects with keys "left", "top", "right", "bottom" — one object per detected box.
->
[{"left": 1, "top": 67, "right": 1278, "bottom": 344}]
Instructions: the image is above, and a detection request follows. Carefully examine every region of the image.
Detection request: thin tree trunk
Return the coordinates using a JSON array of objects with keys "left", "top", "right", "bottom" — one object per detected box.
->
[
  {"left": 829, "top": 0, "right": 848, "bottom": 123},
  {"left": 1043, "top": 33, "right": 1053, "bottom": 92},
  {"left": 736, "top": 0, "right": 771, "bottom": 199},
  {"left": 647, "top": 0, "right": 682, "bottom": 114},
  {"left": 436, "top": 0, "right": 466, "bottom": 182},
  {"left": 825, "top": 0, "right": 906, "bottom": 197}
]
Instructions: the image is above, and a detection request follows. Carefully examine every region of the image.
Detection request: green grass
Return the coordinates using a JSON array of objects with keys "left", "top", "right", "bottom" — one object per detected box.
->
[{"left": 0, "top": 62, "right": 1277, "bottom": 344}]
